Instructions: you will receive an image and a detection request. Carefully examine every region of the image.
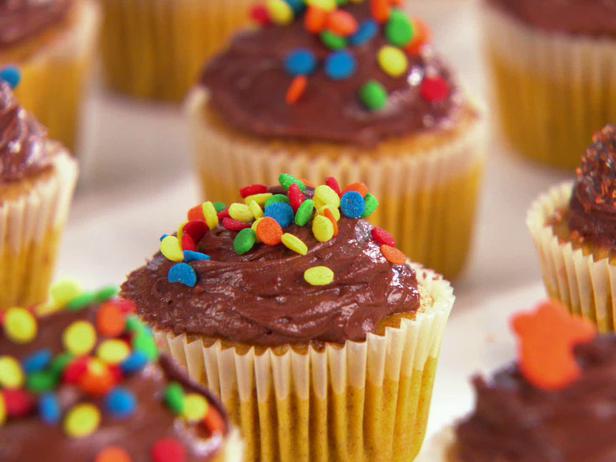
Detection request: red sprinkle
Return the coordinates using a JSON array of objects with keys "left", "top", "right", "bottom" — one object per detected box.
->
[
  {"left": 183, "top": 220, "right": 209, "bottom": 242},
  {"left": 222, "top": 217, "right": 251, "bottom": 232},
  {"left": 218, "top": 208, "right": 230, "bottom": 220},
  {"left": 240, "top": 184, "right": 268, "bottom": 198},
  {"left": 420, "top": 76, "right": 450, "bottom": 103},
  {"left": 151, "top": 438, "right": 187, "bottom": 462},
  {"left": 3, "top": 389, "right": 35, "bottom": 418},
  {"left": 371, "top": 227, "right": 396, "bottom": 247},
  {"left": 64, "top": 357, "right": 89, "bottom": 384},
  {"left": 181, "top": 233, "right": 197, "bottom": 252},
  {"left": 250, "top": 5, "right": 271, "bottom": 27},
  {"left": 288, "top": 183, "right": 306, "bottom": 211},
  {"left": 187, "top": 205, "right": 205, "bottom": 222},
  {"left": 325, "top": 177, "right": 342, "bottom": 196},
  {"left": 286, "top": 76, "right": 308, "bottom": 105}
]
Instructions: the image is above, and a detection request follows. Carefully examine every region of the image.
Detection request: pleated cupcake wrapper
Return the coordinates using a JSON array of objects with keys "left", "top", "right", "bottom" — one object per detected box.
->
[
  {"left": 482, "top": 6, "right": 616, "bottom": 170},
  {"left": 3, "top": 0, "right": 99, "bottom": 151},
  {"left": 219, "top": 428, "right": 244, "bottom": 462},
  {"left": 100, "top": 0, "right": 256, "bottom": 101},
  {"left": 187, "top": 88, "right": 487, "bottom": 278},
  {"left": 526, "top": 182, "right": 616, "bottom": 332},
  {"left": 0, "top": 148, "right": 78, "bottom": 308},
  {"left": 154, "top": 266, "right": 454, "bottom": 462}
]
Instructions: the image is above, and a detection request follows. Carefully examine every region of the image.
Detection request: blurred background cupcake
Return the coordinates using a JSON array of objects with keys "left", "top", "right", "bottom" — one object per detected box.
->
[
  {"left": 99, "top": 0, "right": 257, "bottom": 102},
  {"left": 187, "top": 0, "right": 486, "bottom": 279},
  {"left": 0, "top": 0, "right": 99, "bottom": 151},
  {"left": 527, "top": 125, "right": 616, "bottom": 332},
  {"left": 122, "top": 177, "right": 455, "bottom": 462},
  {"left": 0, "top": 78, "right": 77, "bottom": 309},
  {"left": 0, "top": 283, "right": 242, "bottom": 461},
  {"left": 482, "top": 0, "right": 616, "bottom": 170}
]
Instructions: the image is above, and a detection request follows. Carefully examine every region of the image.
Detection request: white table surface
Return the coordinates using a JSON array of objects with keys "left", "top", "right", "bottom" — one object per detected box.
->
[{"left": 55, "top": 0, "right": 576, "bottom": 454}]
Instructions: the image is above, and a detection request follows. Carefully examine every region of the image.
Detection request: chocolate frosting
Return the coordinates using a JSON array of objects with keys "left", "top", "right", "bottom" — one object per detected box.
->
[
  {"left": 122, "top": 217, "right": 420, "bottom": 347},
  {"left": 0, "top": 0, "right": 72, "bottom": 47},
  {"left": 487, "top": 0, "right": 616, "bottom": 37},
  {"left": 201, "top": 3, "right": 461, "bottom": 147},
  {"left": 455, "top": 335, "right": 616, "bottom": 462},
  {"left": 0, "top": 82, "right": 54, "bottom": 183},
  {"left": 568, "top": 125, "right": 616, "bottom": 250},
  {"left": 0, "top": 303, "right": 229, "bottom": 462}
]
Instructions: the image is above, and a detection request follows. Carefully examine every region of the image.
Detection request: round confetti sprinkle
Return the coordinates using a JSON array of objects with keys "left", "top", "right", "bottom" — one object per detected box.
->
[
  {"left": 325, "top": 176, "right": 342, "bottom": 196},
  {"left": 202, "top": 201, "right": 219, "bottom": 230},
  {"left": 325, "top": 51, "right": 356, "bottom": 80},
  {"left": 240, "top": 184, "right": 268, "bottom": 198},
  {"left": 0, "top": 356, "right": 23, "bottom": 389},
  {"left": 26, "top": 370, "right": 57, "bottom": 393},
  {"left": 121, "top": 351, "right": 149, "bottom": 375},
  {"left": 314, "top": 184, "right": 341, "bottom": 209},
  {"left": 381, "top": 245, "right": 407, "bottom": 265},
  {"left": 359, "top": 80, "right": 388, "bottom": 111},
  {"left": 247, "top": 199, "right": 264, "bottom": 219},
  {"left": 320, "top": 30, "right": 347, "bottom": 50},
  {"left": 132, "top": 330, "right": 159, "bottom": 361},
  {"left": 406, "top": 17, "right": 431, "bottom": 54},
  {"left": 233, "top": 229, "right": 257, "bottom": 255},
  {"left": 64, "top": 403, "right": 101, "bottom": 438},
  {"left": 266, "top": 0, "right": 294, "bottom": 25},
  {"left": 281, "top": 233, "right": 308, "bottom": 255},
  {"left": 63, "top": 321, "right": 97, "bottom": 356},
  {"left": 0, "top": 395, "right": 6, "bottom": 425},
  {"left": 67, "top": 292, "right": 98, "bottom": 312},
  {"left": 312, "top": 215, "right": 335, "bottom": 243},
  {"left": 106, "top": 387, "right": 136, "bottom": 419},
  {"left": 164, "top": 382, "right": 185, "bottom": 415},
  {"left": 244, "top": 192, "right": 273, "bottom": 205},
  {"left": 294, "top": 199, "right": 315, "bottom": 226},
  {"left": 371, "top": 0, "right": 391, "bottom": 23},
  {"left": 341, "top": 182, "right": 369, "bottom": 197},
  {"left": 287, "top": 76, "right": 308, "bottom": 104},
  {"left": 50, "top": 353, "right": 74, "bottom": 378},
  {"left": 0, "top": 67, "right": 21, "bottom": 89},
  {"left": 151, "top": 438, "right": 187, "bottom": 462},
  {"left": 79, "top": 360, "right": 116, "bottom": 397},
  {"left": 349, "top": 19, "right": 378, "bottom": 46},
  {"left": 319, "top": 204, "right": 341, "bottom": 222},
  {"left": 307, "top": 0, "right": 336, "bottom": 11},
  {"left": 184, "top": 251, "right": 210, "bottom": 263},
  {"left": 94, "top": 286, "right": 119, "bottom": 303},
  {"left": 279, "top": 173, "right": 306, "bottom": 192},
  {"left": 288, "top": 183, "right": 306, "bottom": 211},
  {"left": 160, "top": 236, "right": 184, "bottom": 263},
  {"left": 322, "top": 208, "right": 339, "bottom": 236},
  {"left": 23, "top": 349, "right": 52, "bottom": 374},
  {"left": 256, "top": 217, "right": 283, "bottom": 246},
  {"left": 265, "top": 194, "right": 291, "bottom": 208},
  {"left": 386, "top": 9, "right": 414, "bottom": 47},
  {"left": 168, "top": 263, "right": 198, "bottom": 288},
  {"left": 304, "top": 5, "right": 328, "bottom": 33},
  {"left": 95, "top": 447, "right": 132, "bottom": 462},
  {"left": 98, "top": 339, "right": 131, "bottom": 365},
  {"left": 250, "top": 4, "right": 271, "bottom": 26},
  {"left": 340, "top": 191, "right": 366, "bottom": 218},
  {"left": 222, "top": 217, "right": 251, "bottom": 231},
  {"left": 204, "top": 409, "right": 225, "bottom": 434},
  {"left": 39, "top": 393, "right": 61, "bottom": 424},
  {"left": 420, "top": 76, "right": 450, "bottom": 103},
  {"left": 363, "top": 193, "right": 379, "bottom": 217},
  {"left": 182, "top": 393, "right": 209, "bottom": 423},
  {"left": 285, "top": 49, "right": 317, "bottom": 76},
  {"left": 378, "top": 45, "right": 408, "bottom": 77},
  {"left": 50, "top": 280, "right": 82, "bottom": 308},
  {"left": 4, "top": 307, "right": 37, "bottom": 344},
  {"left": 327, "top": 10, "right": 358, "bottom": 36},
  {"left": 304, "top": 266, "right": 335, "bottom": 286},
  {"left": 183, "top": 220, "right": 209, "bottom": 242},
  {"left": 285, "top": 0, "right": 306, "bottom": 14},
  {"left": 265, "top": 202, "right": 295, "bottom": 228},
  {"left": 187, "top": 204, "right": 205, "bottom": 222},
  {"left": 96, "top": 302, "right": 126, "bottom": 338},
  {"left": 229, "top": 203, "right": 254, "bottom": 223},
  {"left": 3, "top": 389, "right": 34, "bottom": 417},
  {"left": 371, "top": 227, "right": 396, "bottom": 247}
]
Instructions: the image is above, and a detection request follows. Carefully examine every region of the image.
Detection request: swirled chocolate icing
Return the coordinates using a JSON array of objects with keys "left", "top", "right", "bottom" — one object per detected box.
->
[
  {"left": 201, "top": 3, "right": 462, "bottom": 147},
  {"left": 455, "top": 335, "right": 616, "bottom": 462},
  {"left": 122, "top": 212, "right": 420, "bottom": 347},
  {"left": 0, "top": 82, "right": 53, "bottom": 183},
  {"left": 567, "top": 125, "right": 616, "bottom": 249},
  {"left": 0, "top": 301, "right": 230, "bottom": 462},
  {"left": 0, "top": 0, "right": 72, "bottom": 47},
  {"left": 487, "top": 0, "right": 616, "bottom": 37}
]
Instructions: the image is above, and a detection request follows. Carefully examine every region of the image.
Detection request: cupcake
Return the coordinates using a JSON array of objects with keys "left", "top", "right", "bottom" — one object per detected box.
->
[
  {"left": 482, "top": 0, "right": 616, "bottom": 170},
  {"left": 419, "top": 301, "right": 610, "bottom": 461},
  {"left": 0, "top": 283, "right": 242, "bottom": 461},
  {"left": 99, "top": 0, "right": 257, "bottom": 101},
  {"left": 122, "top": 177, "right": 455, "bottom": 462},
  {"left": 0, "top": 0, "right": 99, "bottom": 151},
  {"left": 0, "top": 78, "right": 78, "bottom": 310},
  {"left": 527, "top": 125, "right": 616, "bottom": 333},
  {"left": 187, "top": 1, "right": 486, "bottom": 279}
]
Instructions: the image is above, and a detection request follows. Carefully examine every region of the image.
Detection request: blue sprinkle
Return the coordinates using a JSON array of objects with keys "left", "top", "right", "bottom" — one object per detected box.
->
[
  {"left": 285, "top": 49, "right": 317, "bottom": 76},
  {"left": 349, "top": 20, "right": 378, "bottom": 46},
  {"left": 39, "top": 393, "right": 61, "bottom": 424},
  {"left": 340, "top": 192, "right": 366, "bottom": 219},
  {"left": 284, "top": 0, "right": 305, "bottom": 14},
  {"left": 184, "top": 250, "right": 211, "bottom": 262},
  {"left": 121, "top": 351, "right": 149, "bottom": 374},
  {"left": 160, "top": 233, "right": 169, "bottom": 241},
  {"left": 23, "top": 349, "right": 52, "bottom": 374},
  {"left": 265, "top": 202, "right": 295, "bottom": 228},
  {"left": 168, "top": 263, "right": 198, "bottom": 288},
  {"left": 325, "top": 51, "right": 356, "bottom": 80},
  {"left": 0, "top": 67, "right": 21, "bottom": 89},
  {"left": 106, "top": 387, "right": 137, "bottom": 419}
]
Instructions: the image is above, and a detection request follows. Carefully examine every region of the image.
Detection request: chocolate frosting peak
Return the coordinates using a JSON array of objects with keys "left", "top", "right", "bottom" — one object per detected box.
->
[
  {"left": 0, "top": 0, "right": 72, "bottom": 47},
  {"left": 455, "top": 336, "right": 616, "bottom": 462},
  {"left": 568, "top": 125, "right": 616, "bottom": 249},
  {"left": 202, "top": 3, "right": 461, "bottom": 147},
  {"left": 0, "top": 82, "right": 54, "bottom": 183}
]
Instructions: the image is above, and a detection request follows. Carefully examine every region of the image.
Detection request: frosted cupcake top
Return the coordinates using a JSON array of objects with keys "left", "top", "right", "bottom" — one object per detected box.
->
[
  {"left": 122, "top": 176, "right": 422, "bottom": 347},
  {"left": 0, "top": 81, "right": 55, "bottom": 183},
  {"left": 487, "top": 0, "right": 616, "bottom": 37},
  {"left": 0, "top": 283, "right": 230, "bottom": 461},
  {"left": 201, "top": 2, "right": 463, "bottom": 147},
  {"left": 0, "top": 0, "right": 72, "bottom": 47}
]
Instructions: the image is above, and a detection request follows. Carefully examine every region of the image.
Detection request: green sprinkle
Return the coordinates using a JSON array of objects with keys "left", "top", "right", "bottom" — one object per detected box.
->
[
  {"left": 320, "top": 30, "right": 347, "bottom": 50},
  {"left": 133, "top": 331, "right": 159, "bottom": 361},
  {"left": 66, "top": 292, "right": 97, "bottom": 311},
  {"left": 265, "top": 194, "right": 291, "bottom": 208},
  {"left": 213, "top": 202, "right": 226, "bottom": 213},
  {"left": 125, "top": 316, "right": 145, "bottom": 334},
  {"left": 359, "top": 81, "right": 388, "bottom": 111},
  {"left": 363, "top": 194, "right": 379, "bottom": 218},
  {"left": 164, "top": 382, "right": 185, "bottom": 415},
  {"left": 27, "top": 371, "right": 58, "bottom": 394},
  {"left": 386, "top": 10, "right": 415, "bottom": 48},
  {"left": 295, "top": 199, "right": 315, "bottom": 227},
  {"left": 50, "top": 353, "right": 74, "bottom": 378},
  {"left": 233, "top": 229, "right": 257, "bottom": 255},
  {"left": 336, "top": 0, "right": 348, "bottom": 4},
  {"left": 94, "top": 286, "right": 119, "bottom": 303},
  {"left": 278, "top": 173, "right": 306, "bottom": 192}
]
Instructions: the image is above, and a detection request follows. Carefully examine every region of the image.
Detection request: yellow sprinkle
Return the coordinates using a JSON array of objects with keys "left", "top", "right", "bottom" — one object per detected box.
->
[
  {"left": 314, "top": 185, "right": 341, "bottom": 209},
  {"left": 97, "top": 339, "right": 130, "bottom": 365},
  {"left": 377, "top": 45, "right": 409, "bottom": 78},
  {"left": 0, "top": 356, "right": 24, "bottom": 389},
  {"left": 281, "top": 233, "right": 308, "bottom": 256},
  {"left": 304, "top": 266, "right": 335, "bottom": 286},
  {"left": 64, "top": 404, "right": 101, "bottom": 438},
  {"left": 247, "top": 200, "right": 264, "bottom": 220},
  {"left": 0, "top": 395, "right": 6, "bottom": 426},
  {"left": 50, "top": 280, "right": 82, "bottom": 308},
  {"left": 202, "top": 201, "right": 219, "bottom": 230},
  {"left": 244, "top": 193, "right": 272, "bottom": 206},
  {"left": 4, "top": 307, "right": 37, "bottom": 344},
  {"left": 306, "top": 0, "right": 336, "bottom": 11},
  {"left": 63, "top": 321, "right": 97, "bottom": 356},
  {"left": 266, "top": 0, "right": 294, "bottom": 24},
  {"left": 319, "top": 205, "right": 341, "bottom": 222},
  {"left": 177, "top": 221, "right": 188, "bottom": 244},
  {"left": 182, "top": 393, "right": 209, "bottom": 423},
  {"left": 160, "top": 235, "right": 184, "bottom": 262},
  {"left": 229, "top": 203, "right": 254, "bottom": 223},
  {"left": 312, "top": 215, "right": 335, "bottom": 243}
]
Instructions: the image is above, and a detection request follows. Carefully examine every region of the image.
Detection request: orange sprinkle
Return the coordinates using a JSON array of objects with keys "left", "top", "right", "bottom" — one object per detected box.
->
[
  {"left": 380, "top": 245, "right": 406, "bottom": 265},
  {"left": 301, "top": 178, "right": 316, "bottom": 188},
  {"left": 204, "top": 409, "right": 226, "bottom": 434},
  {"left": 96, "top": 302, "right": 126, "bottom": 338},
  {"left": 323, "top": 208, "right": 339, "bottom": 236},
  {"left": 406, "top": 18, "right": 432, "bottom": 55},
  {"left": 389, "top": 0, "right": 403, "bottom": 5},
  {"left": 95, "top": 447, "right": 132, "bottom": 462},
  {"left": 79, "top": 364, "right": 116, "bottom": 397},
  {"left": 286, "top": 76, "right": 308, "bottom": 105},
  {"left": 187, "top": 204, "right": 205, "bottom": 222},
  {"left": 327, "top": 10, "right": 358, "bottom": 37},
  {"left": 370, "top": 0, "right": 390, "bottom": 23},
  {"left": 256, "top": 217, "right": 283, "bottom": 246},
  {"left": 342, "top": 182, "right": 369, "bottom": 197},
  {"left": 305, "top": 6, "right": 329, "bottom": 33}
]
